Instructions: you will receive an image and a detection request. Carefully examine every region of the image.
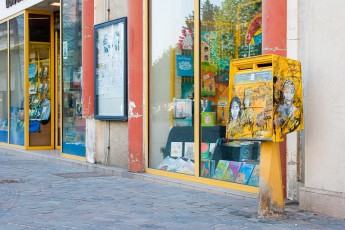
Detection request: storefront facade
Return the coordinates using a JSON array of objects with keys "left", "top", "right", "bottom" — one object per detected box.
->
[
  {"left": 0, "top": 0, "right": 86, "bottom": 158},
  {"left": 144, "top": 0, "right": 289, "bottom": 195},
  {"left": 2, "top": 0, "right": 345, "bottom": 220}
]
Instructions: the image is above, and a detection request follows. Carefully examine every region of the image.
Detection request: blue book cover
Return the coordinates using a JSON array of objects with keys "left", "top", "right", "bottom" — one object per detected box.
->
[
  {"left": 248, "top": 164, "right": 260, "bottom": 187},
  {"left": 201, "top": 159, "right": 215, "bottom": 178},
  {"left": 28, "top": 64, "right": 37, "bottom": 79},
  {"left": 176, "top": 55, "right": 193, "bottom": 77},
  {"left": 181, "top": 82, "right": 194, "bottom": 99},
  {"left": 235, "top": 163, "right": 255, "bottom": 184}
]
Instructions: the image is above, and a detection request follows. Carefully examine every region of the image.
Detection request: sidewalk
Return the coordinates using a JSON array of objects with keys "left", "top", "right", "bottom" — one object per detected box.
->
[
  {"left": 0, "top": 146, "right": 258, "bottom": 200},
  {"left": 1, "top": 146, "right": 345, "bottom": 229}
]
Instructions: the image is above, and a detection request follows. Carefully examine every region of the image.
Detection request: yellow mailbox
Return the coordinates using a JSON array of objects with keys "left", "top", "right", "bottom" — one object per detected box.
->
[
  {"left": 226, "top": 54, "right": 303, "bottom": 142},
  {"left": 226, "top": 54, "right": 303, "bottom": 214}
]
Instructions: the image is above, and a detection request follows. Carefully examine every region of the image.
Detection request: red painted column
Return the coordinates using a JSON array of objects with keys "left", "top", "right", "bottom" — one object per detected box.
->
[
  {"left": 262, "top": 0, "right": 287, "bottom": 197},
  {"left": 262, "top": 0, "right": 287, "bottom": 56},
  {"left": 128, "top": 0, "right": 144, "bottom": 172},
  {"left": 82, "top": 0, "right": 95, "bottom": 117}
]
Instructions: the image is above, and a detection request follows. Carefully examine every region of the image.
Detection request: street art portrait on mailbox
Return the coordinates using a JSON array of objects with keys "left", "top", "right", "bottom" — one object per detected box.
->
[{"left": 226, "top": 55, "right": 303, "bottom": 142}]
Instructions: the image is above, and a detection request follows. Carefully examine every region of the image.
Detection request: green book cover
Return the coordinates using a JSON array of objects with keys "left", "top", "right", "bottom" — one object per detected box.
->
[
  {"left": 212, "top": 160, "right": 230, "bottom": 180},
  {"left": 201, "top": 112, "right": 215, "bottom": 126}
]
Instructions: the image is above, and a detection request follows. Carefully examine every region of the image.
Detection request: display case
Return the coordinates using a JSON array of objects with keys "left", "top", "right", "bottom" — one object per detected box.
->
[
  {"left": 28, "top": 42, "right": 52, "bottom": 146},
  {"left": 25, "top": 12, "right": 54, "bottom": 148}
]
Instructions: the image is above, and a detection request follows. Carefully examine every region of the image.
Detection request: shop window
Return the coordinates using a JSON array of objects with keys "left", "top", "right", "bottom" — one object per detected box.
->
[
  {"left": 0, "top": 22, "right": 8, "bottom": 143},
  {"left": 149, "top": 0, "right": 195, "bottom": 175},
  {"left": 200, "top": 0, "right": 262, "bottom": 186},
  {"left": 148, "top": 0, "right": 262, "bottom": 186},
  {"left": 62, "top": 0, "right": 85, "bottom": 156},
  {"left": 9, "top": 15, "right": 25, "bottom": 146}
]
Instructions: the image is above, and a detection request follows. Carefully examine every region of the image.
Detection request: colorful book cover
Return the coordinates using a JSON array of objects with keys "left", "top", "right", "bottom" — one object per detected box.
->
[
  {"left": 28, "top": 64, "right": 37, "bottom": 79},
  {"left": 201, "top": 142, "right": 210, "bottom": 159},
  {"left": 156, "top": 156, "right": 176, "bottom": 171},
  {"left": 29, "top": 81, "right": 38, "bottom": 94},
  {"left": 180, "top": 160, "right": 195, "bottom": 175},
  {"left": 173, "top": 98, "right": 192, "bottom": 119},
  {"left": 212, "top": 160, "right": 230, "bottom": 180},
  {"left": 37, "top": 82, "right": 43, "bottom": 93},
  {"left": 248, "top": 164, "right": 260, "bottom": 187},
  {"left": 38, "top": 67, "right": 43, "bottom": 78},
  {"left": 223, "top": 161, "right": 242, "bottom": 182},
  {"left": 181, "top": 82, "right": 194, "bottom": 99},
  {"left": 176, "top": 55, "right": 193, "bottom": 77},
  {"left": 170, "top": 157, "right": 187, "bottom": 172},
  {"left": 184, "top": 142, "right": 194, "bottom": 160},
  {"left": 40, "top": 99, "right": 51, "bottom": 121},
  {"left": 170, "top": 142, "right": 183, "bottom": 157},
  {"left": 201, "top": 112, "right": 215, "bottom": 127},
  {"left": 235, "top": 163, "right": 256, "bottom": 184},
  {"left": 201, "top": 159, "right": 215, "bottom": 178}
]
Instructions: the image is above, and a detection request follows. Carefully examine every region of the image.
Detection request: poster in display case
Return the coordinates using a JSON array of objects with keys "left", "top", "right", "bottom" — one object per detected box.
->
[{"left": 94, "top": 17, "right": 128, "bottom": 120}]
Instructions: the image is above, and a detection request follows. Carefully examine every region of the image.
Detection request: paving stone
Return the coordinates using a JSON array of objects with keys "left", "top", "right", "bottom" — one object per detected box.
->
[{"left": 0, "top": 151, "right": 345, "bottom": 229}]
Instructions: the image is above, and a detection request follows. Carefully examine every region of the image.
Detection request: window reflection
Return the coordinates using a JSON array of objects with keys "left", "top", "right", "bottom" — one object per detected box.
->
[
  {"left": 62, "top": 0, "right": 85, "bottom": 156},
  {"left": 9, "top": 15, "right": 25, "bottom": 146}
]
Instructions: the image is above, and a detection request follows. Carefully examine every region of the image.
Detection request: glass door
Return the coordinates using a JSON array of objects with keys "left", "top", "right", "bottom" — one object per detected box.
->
[{"left": 27, "top": 12, "right": 54, "bottom": 148}]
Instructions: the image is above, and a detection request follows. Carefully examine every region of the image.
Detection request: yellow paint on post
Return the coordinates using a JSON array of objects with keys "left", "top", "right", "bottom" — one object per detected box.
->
[{"left": 258, "top": 141, "right": 284, "bottom": 215}]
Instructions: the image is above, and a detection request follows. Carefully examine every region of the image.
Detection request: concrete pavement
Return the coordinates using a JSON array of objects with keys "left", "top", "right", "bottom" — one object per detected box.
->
[{"left": 0, "top": 148, "right": 345, "bottom": 229}]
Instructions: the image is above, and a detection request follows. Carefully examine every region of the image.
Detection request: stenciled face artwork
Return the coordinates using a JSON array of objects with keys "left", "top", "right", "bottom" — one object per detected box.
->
[{"left": 230, "top": 99, "right": 240, "bottom": 121}]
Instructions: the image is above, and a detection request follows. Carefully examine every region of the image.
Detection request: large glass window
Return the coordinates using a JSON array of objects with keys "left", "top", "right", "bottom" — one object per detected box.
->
[
  {"left": 0, "top": 22, "right": 8, "bottom": 143},
  {"left": 9, "top": 15, "right": 25, "bottom": 146},
  {"left": 199, "top": 0, "right": 262, "bottom": 186},
  {"left": 149, "top": 0, "right": 195, "bottom": 175},
  {"left": 62, "top": 0, "right": 85, "bottom": 156},
  {"left": 149, "top": 0, "right": 262, "bottom": 186}
]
